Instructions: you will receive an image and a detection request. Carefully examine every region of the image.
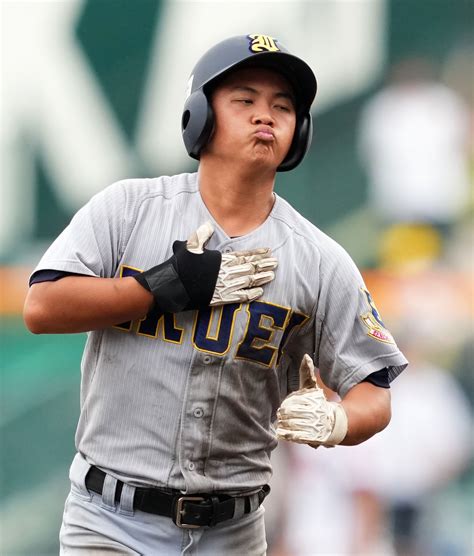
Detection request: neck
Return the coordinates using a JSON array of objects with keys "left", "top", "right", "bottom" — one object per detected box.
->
[{"left": 198, "top": 157, "right": 277, "bottom": 237}]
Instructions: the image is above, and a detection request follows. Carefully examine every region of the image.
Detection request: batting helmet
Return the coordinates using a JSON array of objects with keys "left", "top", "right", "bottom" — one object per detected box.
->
[{"left": 182, "top": 34, "right": 317, "bottom": 172}]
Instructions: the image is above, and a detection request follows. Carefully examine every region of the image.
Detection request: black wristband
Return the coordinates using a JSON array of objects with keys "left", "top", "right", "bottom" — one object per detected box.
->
[
  {"left": 133, "top": 240, "right": 222, "bottom": 313},
  {"left": 171, "top": 240, "right": 221, "bottom": 310},
  {"left": 134, "top": 271, "right": 152, "bottom": 292},
  {"left": 134, "top": 260, "right": 191, "bottom": 313}
]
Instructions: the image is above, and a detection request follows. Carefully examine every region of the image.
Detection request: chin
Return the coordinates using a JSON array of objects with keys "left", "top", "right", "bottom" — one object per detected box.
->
[
  {"left": 251, "top": 153, "right": 283, "bottom": 171},
  {"left": 247, "top": 148, "right": 277, "bottom": 166}
]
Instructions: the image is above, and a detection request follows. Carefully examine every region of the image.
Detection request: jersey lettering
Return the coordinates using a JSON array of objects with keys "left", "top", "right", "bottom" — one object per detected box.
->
[
  {"left": 236, "top": 301, "right": 291, "bottom": 367},
  {"left": 115, "top": 266, "right": 308, "bottom": 365},
  {"left": 137, "top": 307, "right": 184, "bottom": 343},
  {"left": 192, "top": 303, "right": 241, "bottom": 355},
  {"left": 277, "top": 311, "right": 309, "bottom": 364}
]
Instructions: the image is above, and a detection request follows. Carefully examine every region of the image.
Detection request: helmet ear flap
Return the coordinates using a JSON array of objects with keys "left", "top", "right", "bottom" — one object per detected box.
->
[
  {"left": 182, "top": 91, "right": 214, "bottom": 160},
  {"left": 278, "top": 114, "right": 313, "bottom": 172}
]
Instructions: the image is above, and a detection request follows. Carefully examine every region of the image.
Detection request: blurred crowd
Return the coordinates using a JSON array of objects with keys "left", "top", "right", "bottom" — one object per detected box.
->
[
  {"left": 359, "top": 54, "right": 472, "bottom": 274},
  {"left": 264, "top": 50, "right": 474, "bottom": 556}
]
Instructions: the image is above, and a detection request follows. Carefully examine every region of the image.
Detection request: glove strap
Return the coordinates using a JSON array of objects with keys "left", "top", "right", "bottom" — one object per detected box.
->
[
  {"left": 133, "top": 240, "right": 222, "bottom": 313},
  {"left": 134, "top": 261, "right": 191, "bottom": 313},
  {"left": 325, "top": 403, "right": 348, "bottom": 446}
]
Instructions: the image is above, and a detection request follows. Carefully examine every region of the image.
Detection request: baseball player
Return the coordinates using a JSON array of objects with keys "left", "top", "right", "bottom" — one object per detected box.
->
[{"left": 24, "top": 34, "right": 408, "bottom": 555}]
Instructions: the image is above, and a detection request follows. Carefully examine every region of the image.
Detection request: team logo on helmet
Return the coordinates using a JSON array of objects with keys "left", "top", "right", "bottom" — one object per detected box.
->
[{"left": 248, "top": 34, "right": 280, "bottom": 53}]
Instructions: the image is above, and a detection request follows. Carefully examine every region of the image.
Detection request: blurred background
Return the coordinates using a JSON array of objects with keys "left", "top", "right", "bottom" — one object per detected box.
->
[{"left": 1, "top": 1, "right": 472, "bottom": 554}]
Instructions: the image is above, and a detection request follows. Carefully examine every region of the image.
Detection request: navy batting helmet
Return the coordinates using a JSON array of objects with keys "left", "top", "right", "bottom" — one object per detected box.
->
[{"left": 181, "top": 34, "right": 317, "bottom": 172}]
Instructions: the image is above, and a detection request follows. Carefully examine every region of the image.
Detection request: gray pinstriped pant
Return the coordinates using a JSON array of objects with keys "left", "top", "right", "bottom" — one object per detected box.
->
[{"left": 59, "top": 453, "right": 267, "bottom": 555}]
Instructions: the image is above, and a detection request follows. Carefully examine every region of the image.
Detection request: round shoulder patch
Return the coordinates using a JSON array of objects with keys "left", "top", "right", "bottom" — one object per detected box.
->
[{"left": 359, "top": 287, "right": 395, "bottom": 344}]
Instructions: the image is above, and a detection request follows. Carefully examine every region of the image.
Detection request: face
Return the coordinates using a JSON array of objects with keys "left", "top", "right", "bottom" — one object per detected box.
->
[{"left": 204, "top": 67, "right": 297, "bottom": 171}]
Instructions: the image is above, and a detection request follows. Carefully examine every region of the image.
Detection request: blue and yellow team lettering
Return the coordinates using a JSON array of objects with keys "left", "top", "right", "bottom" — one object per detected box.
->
[
  {"left": 115, "top": 266, "right": 309, "bottom": 365},
  {"left": 235, "top": 301, "right": 290, "bottom": 367}
]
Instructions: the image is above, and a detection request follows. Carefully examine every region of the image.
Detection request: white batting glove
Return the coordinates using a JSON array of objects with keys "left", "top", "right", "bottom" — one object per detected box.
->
[
  {"left": 187, "top": 221, "right": 278, "bottom": 306},
  {"left": 276, "top": 354, "right": 348, "bottom": 448}
]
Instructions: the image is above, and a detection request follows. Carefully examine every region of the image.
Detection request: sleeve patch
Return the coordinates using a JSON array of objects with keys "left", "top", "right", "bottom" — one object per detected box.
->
[{"left": 359, "top": 287, "right": 395, "bottom": 344}]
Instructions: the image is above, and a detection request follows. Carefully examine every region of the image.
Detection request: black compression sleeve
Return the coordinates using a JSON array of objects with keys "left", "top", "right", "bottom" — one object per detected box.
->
[{"left": 362, "top": 368, "right": 391, "bottom": 388}]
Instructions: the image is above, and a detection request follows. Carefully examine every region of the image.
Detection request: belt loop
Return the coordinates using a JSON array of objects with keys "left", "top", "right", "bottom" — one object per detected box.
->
[
  {"left": 69, "top": 452, "right": 92, "bottom": 500},
  {"left": 259, "top": 484, "right": 271, "bottom": 504},
  {"left": 232, "top": 497, "right": 245, "bottom": 519},
  {"left": 101, "top": 474, "right": 118, "bottom": 511},
  {"left": 118, "top": 483, "right": 136, "bottom": 516},
  {"left": 248, "top": 493, "right": 259, "bottom": 513}
]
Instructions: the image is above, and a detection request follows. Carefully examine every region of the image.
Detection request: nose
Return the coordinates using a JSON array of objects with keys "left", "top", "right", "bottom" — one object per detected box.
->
[{"left": 252, "top": 106, "right": 274, "bottom": 127}]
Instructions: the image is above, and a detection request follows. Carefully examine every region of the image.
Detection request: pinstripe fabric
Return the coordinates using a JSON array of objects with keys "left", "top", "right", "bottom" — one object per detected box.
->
[{"left": 32, "top": 172, "right": 407, "bottom": 492}]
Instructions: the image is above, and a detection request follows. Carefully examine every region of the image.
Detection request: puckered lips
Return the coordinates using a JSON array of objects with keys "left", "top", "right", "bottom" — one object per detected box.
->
[{"left": 254, "top": 125, "right": 275, "bottom": 142}]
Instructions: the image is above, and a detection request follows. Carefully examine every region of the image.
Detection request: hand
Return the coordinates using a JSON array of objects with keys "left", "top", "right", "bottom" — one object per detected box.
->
[
  {"left": 187, "top": 222, "right": 278, "bottom": 306},
  {"left": 134, "top": 221, "right": 277, "bottom": 313},
  {"left": 276, "top": 354, "right": 348, "bottom": 448}
]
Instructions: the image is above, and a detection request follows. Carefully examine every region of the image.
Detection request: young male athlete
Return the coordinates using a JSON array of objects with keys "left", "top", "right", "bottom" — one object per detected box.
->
[{"left": 24, "top": 34, "right": 408, "bottom": 555}]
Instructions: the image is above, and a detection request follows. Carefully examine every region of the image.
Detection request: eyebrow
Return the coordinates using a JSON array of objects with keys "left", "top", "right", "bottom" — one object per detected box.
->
[{"left": 231, "top": 85, "right": 295, "bottom": 103}]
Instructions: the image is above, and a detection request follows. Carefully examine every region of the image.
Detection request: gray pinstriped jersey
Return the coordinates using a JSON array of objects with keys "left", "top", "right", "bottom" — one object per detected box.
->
[{"left": 32, "top": 172, "right": 407, "bottom": 492}]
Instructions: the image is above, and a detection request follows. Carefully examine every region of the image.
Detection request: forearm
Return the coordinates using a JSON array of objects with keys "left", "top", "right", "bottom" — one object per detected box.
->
[
  {"left": 340, "top": 382, "right": 391, "bottom": 445},
  {"left": 24, "top": 276, "right": 154, "bottom": 334}
]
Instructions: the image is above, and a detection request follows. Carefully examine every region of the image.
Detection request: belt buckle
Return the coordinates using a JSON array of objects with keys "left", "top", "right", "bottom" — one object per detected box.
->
[{"left": 175, "top": 496, "right": 206, "bottom": 529}]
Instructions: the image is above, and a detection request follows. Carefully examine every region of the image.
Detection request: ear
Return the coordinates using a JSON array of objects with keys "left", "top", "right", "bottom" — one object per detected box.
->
[{"left": 299, "top": 354, "right": 318, "bottom": 389}]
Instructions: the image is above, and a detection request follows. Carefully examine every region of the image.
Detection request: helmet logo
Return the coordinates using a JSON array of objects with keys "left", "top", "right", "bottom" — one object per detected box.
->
[{"left": 248, "top": 34, "right": 280, "bottom": 53}]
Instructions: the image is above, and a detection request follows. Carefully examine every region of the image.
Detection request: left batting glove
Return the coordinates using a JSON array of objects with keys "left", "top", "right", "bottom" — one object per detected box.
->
[
  {"left": 134, "top": 221, "right": 277, "bottom": 313},
  {"left": 276, "top": 354, "right": 348, "bottom": 448},
  {"left": 186, "top": 222, "right": 277, "bottom": 306}
]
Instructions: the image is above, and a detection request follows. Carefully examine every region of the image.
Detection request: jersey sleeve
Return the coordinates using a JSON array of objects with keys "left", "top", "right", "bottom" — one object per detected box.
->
[
  {"left": 30, "top": 181, "right": 129, "bottom": 279},
  {"left": 314, "top": 243, "right": 408, "bottom": 398},
  {"left": 29, "top": 269, "right": 84, "bottom": 285}
]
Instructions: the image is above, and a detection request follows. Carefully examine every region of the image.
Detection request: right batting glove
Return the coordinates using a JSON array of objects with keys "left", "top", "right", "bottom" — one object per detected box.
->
[
  {"left": 134, "top": 221, "right": 277, "bottom": 313},
  {"left": 276, "top": 354, "right": 348, "bottom": 448}
]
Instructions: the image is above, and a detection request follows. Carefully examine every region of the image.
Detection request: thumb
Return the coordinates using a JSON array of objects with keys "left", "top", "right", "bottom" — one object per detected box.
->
[
  {"left": 299, "top": 354, "right": 318, "bottom": 390},
  {"left": 186, "top": 221, "right": 214, "bottom": 254}
]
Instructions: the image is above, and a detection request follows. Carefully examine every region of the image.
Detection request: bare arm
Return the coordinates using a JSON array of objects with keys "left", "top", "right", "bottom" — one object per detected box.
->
[
  {"left": 23, "top": 276, "right": 154, "bottom": 334},
  {"left": 340, "top": 381, "right": 391, "bottom": 445}
]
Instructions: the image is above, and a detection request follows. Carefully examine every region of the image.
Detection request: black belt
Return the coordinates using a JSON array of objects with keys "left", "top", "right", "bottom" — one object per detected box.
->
[{"left": 85, "top": 466, "right": 270, "bottom": 529}]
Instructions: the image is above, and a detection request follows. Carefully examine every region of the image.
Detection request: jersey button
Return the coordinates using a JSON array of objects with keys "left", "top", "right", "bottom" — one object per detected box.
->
[
  {"left": 203, "top": 355, "right": 212, "bottom": 364},
  {"left": 223, "top": 246, "right": 233, "bottom": 253},
  {"left": 193, "top": 407, "right": 204, "bottom": 418},
  {"left": 188, "top": 461, "right": 195, "bottom": 471}
]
